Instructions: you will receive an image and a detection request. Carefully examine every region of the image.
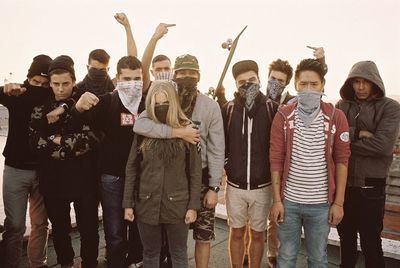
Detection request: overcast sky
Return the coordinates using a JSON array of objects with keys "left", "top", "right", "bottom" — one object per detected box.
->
[{"left": 1, "top": 0, "right": 399, "bottom": 100}]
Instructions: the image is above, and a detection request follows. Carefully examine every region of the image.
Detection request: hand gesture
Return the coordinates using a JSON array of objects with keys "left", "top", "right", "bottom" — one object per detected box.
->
[
  {"left": 152, "top": 23, "right": 176, "bottom": 40},
  {"left": 203, "top": 190, "right": 218, "bottom": 209},
  {"left": 47, "top": 106, "right": 65, "bottom": 124},
  {"left": 185, "top": 209, "right": 197, "bottom": 224},
  {"left": 3, "top": 83, "right": 26, "bottom": 96},
  {"left": 76, "top": 92, "right": 99, "bottom": 113},
  {"left": 114, "top": 13, "right": 130, "bottom": 27},
  {"left": 307, "top": 46, "right": 325, "bottom": 59},
  {"left": 328, "top": 203, "right": 344, "bottom": 227},
  {"left": 124, "top": 208, "right": 135, "bottom": 222},
  {"left": 269, "top": 202, "right": 284, "bottom": 224}
]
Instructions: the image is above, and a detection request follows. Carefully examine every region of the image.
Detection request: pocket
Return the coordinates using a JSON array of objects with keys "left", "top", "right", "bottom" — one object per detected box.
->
[
  {"left": 167, "top": 191, "right": 189, "bottom": 202},
  {"left": 138, "top": 193, "right": 152, "bottom": 200},
  {"left": 360, "top": 186, "right": 385, "bottom": 200}
]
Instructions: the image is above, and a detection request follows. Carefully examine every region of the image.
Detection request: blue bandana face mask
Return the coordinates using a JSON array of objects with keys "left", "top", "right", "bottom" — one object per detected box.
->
[
  {"left": 266, "top": 79, "right": 285, "bottom": 101},
  {"left": 297, "top": 90, "right": 323, "bottom": 127}
]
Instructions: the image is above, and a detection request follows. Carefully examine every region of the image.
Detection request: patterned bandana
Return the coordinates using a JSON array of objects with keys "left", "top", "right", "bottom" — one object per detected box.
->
[
  {"left": 297, "top": 90, "right": 323, "bottom": 128},
  {"left": 175, "top": 77, "right": 198, "bottom": 117},
  {"left": 116, "top": 80, "right": 143, "bottom": 116},
  {"left": 266, "top": 79, "right": 285, "bottom": 102},
  {"left": 238, "top": 82, "right": 261, "bottom": 111}
]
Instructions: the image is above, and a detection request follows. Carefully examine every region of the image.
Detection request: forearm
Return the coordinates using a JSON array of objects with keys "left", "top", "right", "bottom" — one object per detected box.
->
[
  {"left": 141, "top": 37, "right": 158, "bottom": 91},
  {"left": 125, "top": 25, "right": 137, "bottom": 57},
  {"left": 123, "top": 139, "right": 138, "bottom": 208},
  {"left": 333, "top": 163, "right": 347, "bottom": 205},
  {"left": 134, "top": 112, "right": 172, "bottom": 138},
  {"left": 271, "top": 171, "right": 282, "bottom": 202}
]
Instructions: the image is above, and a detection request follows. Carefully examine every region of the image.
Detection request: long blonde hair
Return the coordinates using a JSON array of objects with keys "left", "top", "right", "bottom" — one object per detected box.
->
[
  {"left": 145, "top": 80, "right": 191, "bottom": 128},
  {"left": 141, "top": 81, "right": 191, "bottom": 157}
]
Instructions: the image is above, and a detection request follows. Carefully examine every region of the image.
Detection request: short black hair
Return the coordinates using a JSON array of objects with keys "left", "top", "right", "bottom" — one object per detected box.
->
[
  {"left": 268, "top": 59, "right": 293, "bottom": 86},
  {"left": 49, "top": 69, "right": 76, "bottom": 82},
  {"left": 88, "top": 49, "right": 110, "bottom": 65},
  {"left": 117, "top": 56, "right": 142, "bottom": 74},
  {"left": 152, "top": 54, "right": 171, "bottom": 66},
  {"left": 295, "top": 58, "right": 325, "bottom": 83}
]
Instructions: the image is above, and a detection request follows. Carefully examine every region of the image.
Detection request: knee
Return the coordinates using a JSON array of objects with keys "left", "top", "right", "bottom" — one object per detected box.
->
[
  {"left": 230, "top": 227, "right": 246, "bottom": 241},
  {"left": 250, "top": 230, "right": 264, "bottom": 242},
  {"left": 5, "top": 218, "right": 26, "bottom": 235}
]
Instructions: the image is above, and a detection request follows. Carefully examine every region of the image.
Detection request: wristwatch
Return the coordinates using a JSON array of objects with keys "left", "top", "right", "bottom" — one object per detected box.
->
[
  {"left": 48, "top": 135, "right": 56, "bottom": 141},
  {"left": 59, "top": 102, "right": 69, "bottom": 110},
  {"left": 209, "top": 186, "right": 220, "bottom": 193}
]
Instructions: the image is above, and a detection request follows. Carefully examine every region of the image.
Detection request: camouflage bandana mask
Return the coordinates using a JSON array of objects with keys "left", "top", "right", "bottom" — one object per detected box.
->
[
  {"left": 267, "top": 79, "right": 285, "bottom": 101},
  {"left": 238, "top": 82, "right": 261, "bottom": 111}
]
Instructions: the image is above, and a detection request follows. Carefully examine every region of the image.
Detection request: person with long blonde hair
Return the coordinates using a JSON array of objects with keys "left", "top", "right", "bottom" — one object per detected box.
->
[{"left": 123, "top": 80, "right": 202, "bottom": 268}]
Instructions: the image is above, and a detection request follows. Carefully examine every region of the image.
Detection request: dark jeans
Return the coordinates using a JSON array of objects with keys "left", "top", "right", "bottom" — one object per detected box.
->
[
  {"left": 100, "top": 174, "right": 142, "bottom": 267},
  {"left": 337, "top": 186, "right": 386, "bottom": 268},
  {"left": 43, "top": 194, "right": 99, "bottom": 268},
  {"left": 137, "top": 221, "right": 189, "bottom": 268}
]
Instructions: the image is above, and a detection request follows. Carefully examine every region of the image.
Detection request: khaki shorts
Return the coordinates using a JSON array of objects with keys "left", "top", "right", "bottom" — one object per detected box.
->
[{"left": 225, "top": 184, "right": 272, "bottom": 232}]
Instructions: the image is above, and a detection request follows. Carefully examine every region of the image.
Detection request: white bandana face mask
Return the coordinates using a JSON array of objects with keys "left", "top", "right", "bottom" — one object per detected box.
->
[{"left": 116, "top": 80, "right": 143, "bottom": 116}]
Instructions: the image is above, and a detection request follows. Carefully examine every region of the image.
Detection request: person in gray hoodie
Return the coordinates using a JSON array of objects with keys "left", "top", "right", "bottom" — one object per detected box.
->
[{"left": 336, "top": 61, "right": 400, "bottom": 268}]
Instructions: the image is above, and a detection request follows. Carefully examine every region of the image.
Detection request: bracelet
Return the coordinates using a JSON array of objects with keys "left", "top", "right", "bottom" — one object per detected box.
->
[
  {"left": 273, "top": 200, "right": 282, "bottom": 204},
  {"left": 333, "top": 202, "right": 343, "bottom": 207}
]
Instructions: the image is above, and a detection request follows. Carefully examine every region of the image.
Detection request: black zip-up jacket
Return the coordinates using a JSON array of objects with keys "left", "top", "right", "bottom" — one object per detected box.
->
[
  {"left": 0, "top": 81, "right": 52, "bottom": 170},
  {"left": 222, "top": 92, "right": 278, "bottom": 189}
]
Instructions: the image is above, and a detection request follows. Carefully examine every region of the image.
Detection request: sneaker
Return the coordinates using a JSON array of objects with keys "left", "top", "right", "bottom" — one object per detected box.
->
[{"left": 129, "top": 261, "right": 143, "bottom": 268}]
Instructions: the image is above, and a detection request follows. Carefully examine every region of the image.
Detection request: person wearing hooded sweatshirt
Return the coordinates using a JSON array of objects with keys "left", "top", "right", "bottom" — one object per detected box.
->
[
  {"left": 29, "top": 55, "right": 102, "bottom": 268},
  {"left": 0, "top": 54, "right": 53, "bottom": 268},
  {"left": 269, "top": 59, "right": 350, "bottom": 268},
  {"left": 221, "top": 60, "right": 277, "bottom": 268},
  {"left": 74, "top": 56, "right": 145, "bottom": 268},
  {"left": 133, "top": 54, "right": 225, "bottom": 268},
  {"left": 336, "top": 61, "right": 400, "bottom": 268}
]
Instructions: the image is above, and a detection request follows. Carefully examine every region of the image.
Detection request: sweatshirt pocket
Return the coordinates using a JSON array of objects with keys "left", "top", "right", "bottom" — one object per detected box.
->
[{"left": 138, "top": 192, "right": 152, "bottom": 200}]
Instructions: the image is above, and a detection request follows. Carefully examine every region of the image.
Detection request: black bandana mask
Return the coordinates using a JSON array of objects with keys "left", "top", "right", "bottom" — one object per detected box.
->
[
  {"left": 238, "top": 82, "right": 260, "bottom": 111},
  {"left": 174, "top": 77, "right": 198, "bottom": 93},
  {"left": 155, "top": 104, "right": 169, "bottom": 124},
  {"left": 88, "top": 68, "right": 108, "bottom": 81}
]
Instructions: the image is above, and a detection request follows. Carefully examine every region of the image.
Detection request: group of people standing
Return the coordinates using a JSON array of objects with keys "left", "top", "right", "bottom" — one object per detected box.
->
[{"left": 1, "top": 13, "right": 400, "bottom": 268}]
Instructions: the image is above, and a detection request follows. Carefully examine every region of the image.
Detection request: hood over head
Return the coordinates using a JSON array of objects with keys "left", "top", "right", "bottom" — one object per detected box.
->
[{"left": 339, "top": 61, "right": 385, "bottom": 101}]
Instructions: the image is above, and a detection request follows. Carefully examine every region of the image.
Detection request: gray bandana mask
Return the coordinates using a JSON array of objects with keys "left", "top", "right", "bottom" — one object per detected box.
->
[
  {"left": 238, "top": 83, "right": 260, "bottom": 111},
  {"left": 297, "top": 90, "right": 323, "bottom": 127},
  {"left": 267, "top": 80, "right": 285, "bottom": 101}
]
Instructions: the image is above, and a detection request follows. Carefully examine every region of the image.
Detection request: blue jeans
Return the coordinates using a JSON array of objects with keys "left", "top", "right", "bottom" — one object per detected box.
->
[
  {"left": 100, "top": 174, "right": 142, "bottom": 268},
  {"left": 277, "top": 199, "right": 330, "bottom": 268}
]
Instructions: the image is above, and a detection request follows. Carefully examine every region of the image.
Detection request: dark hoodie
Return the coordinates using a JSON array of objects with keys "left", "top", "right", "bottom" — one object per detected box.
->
[
  {"left": 336, "top": 61, "right": 400, "bottom": 186},
  {"left": 76, "top": 74, "right": 115, "bottom": 96}
]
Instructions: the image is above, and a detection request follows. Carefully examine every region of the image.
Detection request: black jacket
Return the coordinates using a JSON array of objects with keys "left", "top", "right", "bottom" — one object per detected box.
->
[
  {"left": 222, "top": 92, "right": 278, "bottom": 189},
  {"left": 75, "top": 91, "right": 145, "bottom": 178},
  {"left": 0, "top": 81, "right": 52, "bottom": 170},
  {"left": 29, "top": 95, "right": 101, "bottom": 198}
]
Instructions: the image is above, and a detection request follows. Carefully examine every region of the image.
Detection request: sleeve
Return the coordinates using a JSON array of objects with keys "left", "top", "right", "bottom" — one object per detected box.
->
[
  {"left": 0, "top": 86, "right": 10, "bottom": 106},
  {"left": 333, "top": 110, "right": 351, "bottom": 166},
  {"left": 269, "top": 111, "right": 286, "bottom": 174},
  {"left": 123, "top": 135, "right": 139, "bottom": 208},
  {"left": 206, "top": 101, "right": 225, "bottom": 187},
  {"left": 29, "top": 106, "right": 101, "bottom": 160},
  {"left": 351, "top": 101, "right": 400, "bottom": 157},
  {"left": 133, "top": 110, "right": 172, "bottom": 138},
  {"left": 0, "top": 84, "right": 51, "bottom": 107},
  {"left": 187, "top": 143, "right": 202, "bottom": 210}
]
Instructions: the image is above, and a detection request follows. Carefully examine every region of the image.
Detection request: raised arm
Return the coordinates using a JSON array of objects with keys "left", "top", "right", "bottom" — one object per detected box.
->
[
  {"left": 115, "top": 13, "right": 137, "bottom": 57},
  {"left": 142, "top": 23, "right": 176, "bottom": 91}
]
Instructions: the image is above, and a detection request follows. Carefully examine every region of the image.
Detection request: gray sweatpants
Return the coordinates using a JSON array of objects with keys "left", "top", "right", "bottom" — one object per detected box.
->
[{"left": 2, "top": 165, "right": 49, "bottom": 268}]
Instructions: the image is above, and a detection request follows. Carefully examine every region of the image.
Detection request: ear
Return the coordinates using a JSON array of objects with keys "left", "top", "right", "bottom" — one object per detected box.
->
[{"left": 150, "top": 70, "right": 154, "bottom": 77}]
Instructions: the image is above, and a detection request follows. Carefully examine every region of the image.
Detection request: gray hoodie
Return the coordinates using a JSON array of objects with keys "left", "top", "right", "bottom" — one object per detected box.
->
[{"left": 336, "top": 61, "right": 400, "bottom": 186}]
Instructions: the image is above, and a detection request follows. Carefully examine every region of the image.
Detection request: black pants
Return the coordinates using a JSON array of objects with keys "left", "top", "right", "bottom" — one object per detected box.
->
[
  {"left": 337, "top": 186, "right": 386, "bottom": 268},
  {"left": 44, "top": 195, "right": 99, "bottom": 268}
]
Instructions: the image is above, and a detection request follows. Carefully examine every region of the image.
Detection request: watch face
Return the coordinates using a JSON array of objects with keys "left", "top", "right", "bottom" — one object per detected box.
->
[{"left": 210, "top": 186, "right": 220, "bottom": 193}]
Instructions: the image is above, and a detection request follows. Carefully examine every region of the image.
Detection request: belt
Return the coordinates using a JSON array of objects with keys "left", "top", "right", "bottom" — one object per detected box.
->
[{"left": 227, "top": 180, "right": 271, "bottom": 190}]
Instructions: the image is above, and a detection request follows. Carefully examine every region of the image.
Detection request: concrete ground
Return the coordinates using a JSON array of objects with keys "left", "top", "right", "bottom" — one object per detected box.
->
[{"left": 15, "top": 218, "right": 400, "bottom": 268}]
